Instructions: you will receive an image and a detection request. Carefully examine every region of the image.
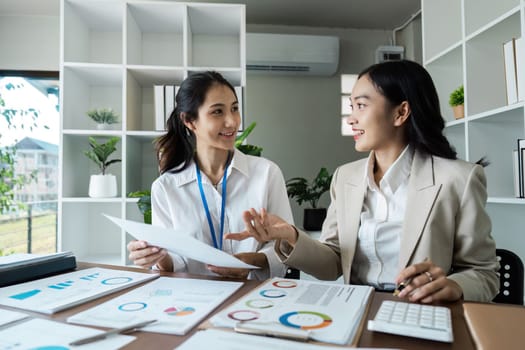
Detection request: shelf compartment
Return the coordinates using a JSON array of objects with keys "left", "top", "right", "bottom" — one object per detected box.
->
[
  {"left": 125, "top": 68, "right": 185, "bottom": 131},
  {"left": 464, "top": 0, "right": 520, "bottom": 37},
  {"left": 187, "top": 68, "right": 242, "bottom": 86},
  {"left": 60, "top": 202, "right": 122, "bottom": 263},
  {"left": 444, "top": 122, "right": 466, "bottom": 161},
  {"left": 126, "top": 2, "right": 185, "bottom": 66},
  {"left": 187, "top": 4, "right": 243, "bottom": 68},
  {"left": 62, "top": 65, "right": 124, "bottom": 130},
  {"left": 62, "top": 134, "right": 123, "bottom": 198},
  {"left": 465, "top": 11, "right": 521, "bottom": 116},
  {"left": 63, "top": 0, "right": 123, "bottom": 64},
  {"left": 422, "top": 0, "right": 462, "bottom": 61},
  {"left": 467, "top": 108, "right": 524, "bottom": 197},
  {"left": 426, "top": 45, "right": 463, "bottom": 122},
  {"left": 125, "top": 134, "right": 159, "bottom": 196}
]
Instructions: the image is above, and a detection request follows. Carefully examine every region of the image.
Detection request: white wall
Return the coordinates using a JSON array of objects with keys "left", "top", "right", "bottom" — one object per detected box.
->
[
  {"left": 245, "top": 24, "right": 421, "bottom": 225},
  {"left": 0, "top": 15, "right": 59, "bottom": 71}
]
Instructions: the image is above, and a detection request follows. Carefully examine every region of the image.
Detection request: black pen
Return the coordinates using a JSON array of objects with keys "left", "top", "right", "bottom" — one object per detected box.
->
[
  {"left": 69, "top": 319, "right": 157, "bottom": 346},
  {"left": 393, "top": 257, "right": 429, "bottom": 296}
]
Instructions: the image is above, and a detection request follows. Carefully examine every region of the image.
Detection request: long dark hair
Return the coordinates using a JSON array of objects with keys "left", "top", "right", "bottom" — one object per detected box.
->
[
  {"left": 155, "top": 71, "right": 237, "bottom": 174},
  {"left": 358, "top": 60, "right": 457, "bottom": 160}
]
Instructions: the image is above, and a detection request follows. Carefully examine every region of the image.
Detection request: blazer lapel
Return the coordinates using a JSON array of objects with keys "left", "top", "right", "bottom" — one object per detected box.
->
[
  {"left": 398, "top": 150, "right": 442, "bottom": 269},
  {"left": 341, "top": 162, "right": 366, "bottom": 283}
]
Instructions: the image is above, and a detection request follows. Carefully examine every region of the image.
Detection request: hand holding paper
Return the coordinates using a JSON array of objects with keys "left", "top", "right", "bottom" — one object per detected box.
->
[{"left": 105, "top": 215, "right": 259, "bottom": 269}]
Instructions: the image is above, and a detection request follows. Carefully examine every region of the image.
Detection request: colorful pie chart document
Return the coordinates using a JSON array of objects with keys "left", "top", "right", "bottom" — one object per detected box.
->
[
  {"left": 67, "top": 277, "right": 244, "bottom": 335},
  {"left": 209, "top": 278, "right": 374, "bottom": 345},
  {"left": 0, "top": 318, "right": 134, "bottom": 349},
  {"left": 0, "top": 267, "right": 158, "bottom": 314}
]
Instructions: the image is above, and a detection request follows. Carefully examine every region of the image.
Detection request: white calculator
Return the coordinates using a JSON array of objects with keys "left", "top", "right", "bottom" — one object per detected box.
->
[{"left": 367, "top": 300, "right": 453, "bottom": 343}]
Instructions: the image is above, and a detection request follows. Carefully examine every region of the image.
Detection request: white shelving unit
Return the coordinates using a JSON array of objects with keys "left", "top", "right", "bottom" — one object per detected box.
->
[
  {"left": 422, "top": 0, "right": 525, "bottom": 280},
  {"left": 58, "top": 0, "right": 246, "bottom": 265}
]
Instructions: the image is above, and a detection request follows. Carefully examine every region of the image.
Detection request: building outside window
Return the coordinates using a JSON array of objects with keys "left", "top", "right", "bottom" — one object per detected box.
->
[{"left": 0, "top": 72, "right": 59, "bottom": 255}]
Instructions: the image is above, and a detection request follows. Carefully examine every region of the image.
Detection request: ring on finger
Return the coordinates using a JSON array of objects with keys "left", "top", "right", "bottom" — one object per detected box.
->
[{"left": 424, "top": 271, "right": 433, "bottom": 283}]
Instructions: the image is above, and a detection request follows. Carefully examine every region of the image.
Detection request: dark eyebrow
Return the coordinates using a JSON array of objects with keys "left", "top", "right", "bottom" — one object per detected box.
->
[
  {"left": 352, "top": 94, "right": 371, "bottom": 100},
  {"left": 209, "top": 103, "right": 225, "bottom": 108}
]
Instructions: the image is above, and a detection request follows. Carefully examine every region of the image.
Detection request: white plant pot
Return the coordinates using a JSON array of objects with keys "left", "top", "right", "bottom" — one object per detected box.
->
[
  {"left": 88, "top": 174, "right": 117, "bottom": 198},
  {"left": 96, "top": 123, "right": 111, "bottom": 130}
]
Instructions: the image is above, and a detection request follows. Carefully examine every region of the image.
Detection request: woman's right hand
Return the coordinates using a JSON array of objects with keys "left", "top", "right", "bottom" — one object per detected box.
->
[
  {"left": 224, "top": 208, "right": 298, "bottom": 245},
  {"left": 127, "top": 240, "right": 170, "bottom": 270}
]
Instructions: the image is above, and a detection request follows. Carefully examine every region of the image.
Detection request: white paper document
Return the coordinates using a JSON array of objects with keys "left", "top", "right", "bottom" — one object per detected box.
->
[
  {"left": 210, "top": 278, "right": 374, "bottom": 345},
  {"left": 0, "top": 318, "right": 134, "bottom": 350},
  {"left": 68, "top": 277, "right": 243, "bottom": 335},
  {"left": 0, "top": 309, "right": 29, "bottom": 327},
  {"left": 104, "top": 215, "right": 259, "bottom": 269},
  {"left": 0, "top": 267, "right": 158, "bottom": 314},
  {"left": 178, "top": 329, "right": 399, "bottom": 350}
]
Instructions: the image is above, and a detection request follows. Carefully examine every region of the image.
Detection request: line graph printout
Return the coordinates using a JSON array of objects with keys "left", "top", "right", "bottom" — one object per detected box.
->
[
  {"left": 210, "top": 278, "right": 374, "bottom": 345},
  {"left": 68, "top": 277, "right": 244, "bottom": 335},
  {"left": 0, "top": 267, "right": 158, "bottom": 314}
]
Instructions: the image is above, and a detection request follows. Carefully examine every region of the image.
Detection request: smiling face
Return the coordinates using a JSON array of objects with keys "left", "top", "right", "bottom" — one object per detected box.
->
[
  {"left": 185, "top": 83, "right": 241, "bottom": 152},
  {"left": 347, "top": 74, "right": 409, "bottom": 154}
]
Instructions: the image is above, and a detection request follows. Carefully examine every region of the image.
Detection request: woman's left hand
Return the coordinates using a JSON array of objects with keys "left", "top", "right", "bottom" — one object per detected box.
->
[
  {"left": 207, "top": 252, "right": 268, "bottom": 279},
  {"left": 395, "top": 259, "right": 463, "bottom": 303}
]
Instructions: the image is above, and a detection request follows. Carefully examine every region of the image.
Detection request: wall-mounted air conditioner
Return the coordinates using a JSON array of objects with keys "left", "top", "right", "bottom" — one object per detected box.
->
[{"left": 247, "top": 33, "right": 339, "bottom": 76}]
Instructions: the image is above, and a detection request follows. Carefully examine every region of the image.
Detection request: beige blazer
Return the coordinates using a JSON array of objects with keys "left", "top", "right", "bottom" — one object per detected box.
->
[{"left": 278, "top": 150, "right": 499, "bottom": 302}]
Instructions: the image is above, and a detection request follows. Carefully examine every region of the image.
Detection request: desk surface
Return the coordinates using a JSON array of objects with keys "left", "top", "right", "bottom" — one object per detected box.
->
[{"left": 1, "top": 262, "right": 475, "bottom": 349}]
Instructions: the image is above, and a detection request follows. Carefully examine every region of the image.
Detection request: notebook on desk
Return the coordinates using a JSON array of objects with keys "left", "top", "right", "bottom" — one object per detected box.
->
[{"left": 463, "top": 302, "right": 525, "bottom": 350}]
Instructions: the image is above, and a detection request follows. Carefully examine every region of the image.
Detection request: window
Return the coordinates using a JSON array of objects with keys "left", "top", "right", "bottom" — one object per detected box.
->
[{"left": 0, "top": 71, "right": 59, "bottom": 255}]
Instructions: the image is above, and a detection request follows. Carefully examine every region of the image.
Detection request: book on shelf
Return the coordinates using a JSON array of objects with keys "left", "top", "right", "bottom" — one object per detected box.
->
[
  {"left": 463, "top": 302, "right": 525, "bottom": 350},
  {"left": 154, "top": 84, "right": 165, "bottom": 131},
  {"left": 503, "top": 38, "right": 518, "bottom": 105},
  {"left": 164, "top": 84, "right": 175, "bottom": 124},
  {"left": 517, "top": 139, "right": 525, "bottom": 198},
  {"left": 207, "top": 277, "right": 374, "bottom": 346},
  {"left": 0, "top": 251, "right": 77, "bottom": 287},
  {"left": 235, "top": 86, "right": 243, "bottom": 130},
  {"left": 516, "top": 37, "right": 525, "bottom": 102},
  {"left": 513, "top": 149, "right": 520, "bottom": 198}
]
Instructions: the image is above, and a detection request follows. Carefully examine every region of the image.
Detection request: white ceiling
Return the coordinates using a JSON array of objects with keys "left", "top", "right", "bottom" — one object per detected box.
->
[{"left": 0, "top": 0, "right": 421, "bottom": 30}]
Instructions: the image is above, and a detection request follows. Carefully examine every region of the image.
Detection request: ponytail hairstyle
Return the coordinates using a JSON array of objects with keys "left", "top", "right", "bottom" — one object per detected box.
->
[
  {"left": 358, "top": 60, "right": 457, "bottom": 160},
  {"left": 155, "top": 71, "right": 237, "bottom": 174}
]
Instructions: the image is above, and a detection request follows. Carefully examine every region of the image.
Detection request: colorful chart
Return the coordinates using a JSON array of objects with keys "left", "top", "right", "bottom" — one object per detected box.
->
[
  {"left": 79, "top": 273, "right": 100, "bottom": 281},
  {"left": 227, "top": 310, "right": 260, "bottom": 321},
  {"left": 9, "top": 289, "right": 41, "bottom": 300},
  {"left": 259, "top": 289, "right": 287, "bottom": 298},
  {"left": 48, "top": 280, "right": 74, "bottom": 290},
  {"left": 279, "top": 311, "right": 333, "bottom": 330},
  {"left": 101, "top": 277, "right": 133, "bottom": 285},
  {"left": 164, "top": 306, "right": 196, "bottom": 316},
  {"left": 118, "top": 302, "right": 147, "bottom": 312},
  {"left": 245, "top": 299, "right": 274, "bottom": 309},
  {"left": 272, "top": 280, "right": 298, "bottom": 288}
]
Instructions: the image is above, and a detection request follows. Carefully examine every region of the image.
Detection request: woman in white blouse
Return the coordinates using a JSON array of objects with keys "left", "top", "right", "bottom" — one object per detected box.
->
[
  {"left": 127, "top": 71, "right": 293, "bottom": 279},
  {"left": 227, "top": 60, "right": 499, "bottom": 302}
]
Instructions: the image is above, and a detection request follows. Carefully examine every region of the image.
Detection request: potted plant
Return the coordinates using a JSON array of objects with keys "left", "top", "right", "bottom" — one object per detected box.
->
[
  {"left": 84, "top": 136, "right": 121, "bottom": 198},
  {"left": 128, "top": 190, "right": 152, "bottom": 224},
  {"left": 449, "top": 85, "right": 464, "bottom": 120},
  {"left": 235, "top": 121, "right": 262, "bottom": 156},
  {"left": 87, "top": 108, "right": 120, "bottom": 130},
  {"left": 286, "top": 167, "right": 333, "bottom": 231}
]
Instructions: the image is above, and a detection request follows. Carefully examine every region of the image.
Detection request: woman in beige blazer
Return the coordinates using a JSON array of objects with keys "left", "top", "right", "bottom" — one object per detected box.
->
[{"left": 227, "top": 60, "right": 499, "bottom": 303}]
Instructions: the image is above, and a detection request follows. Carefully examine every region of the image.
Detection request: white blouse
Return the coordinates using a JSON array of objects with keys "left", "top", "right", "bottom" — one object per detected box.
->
[
  {"left": 151, "top": 148, "right": 294, "bottom": 279},
  {"left": 351, "top": 146, "right": 413, "bottom": 290}
]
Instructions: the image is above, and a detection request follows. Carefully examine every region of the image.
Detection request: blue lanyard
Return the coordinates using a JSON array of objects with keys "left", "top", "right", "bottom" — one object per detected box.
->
[{"left": 195, "top": 153, "right": 231, "bottom": 250}]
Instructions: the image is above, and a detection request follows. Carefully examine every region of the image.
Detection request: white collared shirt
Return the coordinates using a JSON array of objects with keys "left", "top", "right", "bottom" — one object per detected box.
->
[
  {"left": 151, "top": 148, "right": 294, "bottom": 279},
  {"left": 351, "top": 146, "right": 413, "bottom": 290}
]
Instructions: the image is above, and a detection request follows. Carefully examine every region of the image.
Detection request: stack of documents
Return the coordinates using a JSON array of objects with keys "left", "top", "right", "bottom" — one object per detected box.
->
[
  {"left": 0, "top": 251, "right": 76, "bottom": 287},
  {"left": 68, "top": 277, "right": 244, "bottom": 335},
  {"left": 0, "top": 267, "right": 158, "bottom": 314},
  {"left": 209, "top": 278, "right": 374, "bottom": 345}
]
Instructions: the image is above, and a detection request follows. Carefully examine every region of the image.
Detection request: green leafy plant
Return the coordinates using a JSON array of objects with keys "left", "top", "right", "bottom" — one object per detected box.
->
[
  {"left": 84, "top": 136, "right": 122, "bottom": 175},
  {"left": 286, "top": 168, "right": 333, "bottom": 209},
  {"left": 449, "top": 85, "right": 464, "bottom": 107},
  {"left": 87, "top": 108, "right": 119, "bottom": 125},
  {"left": 0, "top": 91, "right": 38, "bottom": 214},
  {"left": 235, "top": 122, "right": 262, "bottom": 156},
  {"left": 128, "top": 190, "right": 152, "bottom": 224}
]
